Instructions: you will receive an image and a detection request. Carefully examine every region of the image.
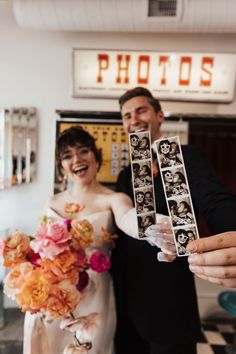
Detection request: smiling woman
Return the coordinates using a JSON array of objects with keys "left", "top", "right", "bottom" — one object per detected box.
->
[{"left": 22, "top": 125, "right": 172, "bottom": 354}]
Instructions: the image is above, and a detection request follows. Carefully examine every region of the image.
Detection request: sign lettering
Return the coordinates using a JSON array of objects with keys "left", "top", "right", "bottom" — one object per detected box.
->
[{"left": 73, "top": 50, "right": 236, "bottom": 102}]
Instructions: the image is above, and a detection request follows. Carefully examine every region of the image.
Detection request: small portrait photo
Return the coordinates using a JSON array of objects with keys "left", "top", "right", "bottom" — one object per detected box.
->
[
  {"left": 143, "top": 187, "right": 155, "bottom": 212},
  {"left": 138, "top": 135, "right": 151, "bottom": 160},
  {"left": 168, "top": 197, "right": 194, "bottom": 227},
  {"left": 138, "top": 212, "right": 156, "bottom": 238},
  {"left": 132, "top": 160, "right": 152, "bottom": 189},
  {"left": 162, "top": 170, "right": 174, "bottom": 197},
  {"left": 135, "top": 190, "right": 146, "bottom": 214},
  {"left": 129, "top": 132, "right": 151, "bottom": 161},
  {"left": 156, "top": 137, "right": 183, "bottom": 169},
  {"left": 135, "top": 187, "right": 155, "bottom": 214},
  {"left": 162, "top": 167, "right": 189, "bottom": 198},
  {"left": 129, "top": 134, "right": 141, "bottom": 161},
  {"left": 174, "top": 226, "right": 198, "bottom": 256}
]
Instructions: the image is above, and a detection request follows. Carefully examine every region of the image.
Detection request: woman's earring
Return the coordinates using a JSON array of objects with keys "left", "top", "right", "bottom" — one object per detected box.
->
[{"left": 63, "top": 174, "right": 68, "bottom": 190}]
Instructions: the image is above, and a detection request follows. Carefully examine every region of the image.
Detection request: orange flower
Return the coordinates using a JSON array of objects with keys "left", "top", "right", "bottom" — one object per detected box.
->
[
  {"left": 3, "top": 231, "right": 31, "bottom": 267},
  {"left": 3, "top": 262, "right": 34, "bottom": 300},
  {"left": 40, "top": 252, "right": 79, "bottom": 285},
  {"left": 71, "top": 220, "right": 94, "bottom": 248},
  {"left": 64, "top": 203, "right": 84, "bottom": 217},
  {"left": 54, "top": 250, "right": 78, "bottom": 273},
  {"left": 46, "top": 280, "right": 80, "bottom": 318},
  {"left": 16, "top": 268, "right": 51, "bottom": 313},
  {"left": 96, "top": 227, "right": 118, "bottom": 248}
]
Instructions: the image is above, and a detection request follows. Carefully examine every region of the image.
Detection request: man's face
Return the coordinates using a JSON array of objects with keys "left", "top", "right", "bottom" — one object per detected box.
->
[{"left": 121, "top": 96, "right": 164, "bottom": 142}]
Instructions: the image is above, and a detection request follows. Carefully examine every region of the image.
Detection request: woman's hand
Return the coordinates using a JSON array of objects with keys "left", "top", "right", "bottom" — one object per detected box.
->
[
  {"left": 145, "top": 216, "right": 177, "bottom": 262},
  {"left": 187, "top": 231, "right": 236, "bottom": 287}
]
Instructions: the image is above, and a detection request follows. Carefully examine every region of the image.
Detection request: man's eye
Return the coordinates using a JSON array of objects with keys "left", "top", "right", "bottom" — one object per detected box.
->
[{"left": 139, "top": 108, "right": 146, "bottom": 114}]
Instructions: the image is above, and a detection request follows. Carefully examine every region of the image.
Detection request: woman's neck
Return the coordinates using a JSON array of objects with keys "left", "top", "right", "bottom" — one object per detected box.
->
[{"left": 70, "top": 178, "right": 101, "bottom": 197}]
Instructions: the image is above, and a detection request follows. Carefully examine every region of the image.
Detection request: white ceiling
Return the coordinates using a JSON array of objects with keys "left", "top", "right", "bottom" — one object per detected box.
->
[{"left": 12, "top": 0, "right": 236, "bottom": 33}]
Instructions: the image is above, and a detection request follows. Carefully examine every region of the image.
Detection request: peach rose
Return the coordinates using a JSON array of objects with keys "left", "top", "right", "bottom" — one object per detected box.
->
[
  {"left": 3, "top": 231, "right": 31, "bottom": 267},
  {"left": 71, "top": 220, "right": 94, "bottom": 248},
  {"left": 16, "top": 268, "right": 51, "bottom": 313},
  {"left": 0, "top": 237, "right": 4, "bottom": 257},
  {"left": 40, "top": 252, "right": 79, "bottom": 285},
  {"left": 3, "top": 262, "right": 34, "bottom": 300},
  {"left": 46, "top": 280, "right": 80, "bottom": 318},
  {"left": 64, "top": 203, "right": 84, "bottom": 217}
]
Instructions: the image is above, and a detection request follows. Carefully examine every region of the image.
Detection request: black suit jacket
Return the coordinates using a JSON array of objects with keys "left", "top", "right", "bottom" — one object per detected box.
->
[{"left": 111, "top": 145, "right": 236, "bottom": 344}]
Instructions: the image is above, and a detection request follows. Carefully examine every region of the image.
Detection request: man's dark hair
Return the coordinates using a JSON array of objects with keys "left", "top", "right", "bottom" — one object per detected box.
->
[{"left": 119, "top": 87, "right": 162, "bottom": 113}]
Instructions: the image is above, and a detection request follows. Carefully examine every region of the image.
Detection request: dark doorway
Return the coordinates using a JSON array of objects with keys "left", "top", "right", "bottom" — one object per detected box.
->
[{"left": 188, "top": 117, "right": 236, "bottom": 236}]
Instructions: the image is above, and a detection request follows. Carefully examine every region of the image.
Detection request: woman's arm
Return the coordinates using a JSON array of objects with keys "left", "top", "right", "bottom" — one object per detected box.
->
[
  {"left": 110, "top": 192, "right": 173, "bottom": 251},
  {"left": 110, "top": 192, "right": 138, "bottom": 236}
]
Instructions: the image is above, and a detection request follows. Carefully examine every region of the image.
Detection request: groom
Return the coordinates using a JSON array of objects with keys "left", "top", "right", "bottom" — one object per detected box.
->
[{"left": 111, "top": 86, "right": 236, "bottom": 354}]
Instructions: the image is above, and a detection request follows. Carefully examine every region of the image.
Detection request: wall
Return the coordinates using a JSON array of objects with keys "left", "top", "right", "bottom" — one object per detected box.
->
[{"left": 0, "top": 2, "right": 236, "bottom": 315}]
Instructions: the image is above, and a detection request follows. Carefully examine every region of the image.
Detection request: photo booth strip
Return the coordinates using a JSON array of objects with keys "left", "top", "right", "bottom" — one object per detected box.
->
[
  {"left": 154, "top": 136, "right": 199, "bottom": 256},
  {"left": 129, "top": 131, "right": 156, "bottom": 239}
]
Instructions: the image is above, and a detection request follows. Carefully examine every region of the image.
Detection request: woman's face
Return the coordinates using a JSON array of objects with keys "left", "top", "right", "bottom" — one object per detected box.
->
[
  {"left": 178, "top": 202, "right": 186, "bottom": 213},
  {"left": 60, "top": 144, "right": 97, "bottom": 185}
]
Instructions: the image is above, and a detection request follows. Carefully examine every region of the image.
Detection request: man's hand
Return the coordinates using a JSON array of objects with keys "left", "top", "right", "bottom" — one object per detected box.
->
[
  {"left": 145, "top": 216, "right": 177, "bottom": 262},
  {"left": 187, "top": 231, "right": 236, "bottom": 287}
]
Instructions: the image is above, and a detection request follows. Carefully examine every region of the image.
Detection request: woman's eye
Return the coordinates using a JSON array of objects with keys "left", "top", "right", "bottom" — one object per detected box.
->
[
  {"left": 62, "top": 154, "right": 71, "bottom": 160},
  {"left": 80, "top": 147, "right": 90, "bottom": 154}
]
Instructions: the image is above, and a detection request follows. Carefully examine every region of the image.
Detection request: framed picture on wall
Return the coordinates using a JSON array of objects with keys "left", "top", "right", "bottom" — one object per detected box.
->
[{"left": 55, "top": 111, "right": 129, "bottom": 192}]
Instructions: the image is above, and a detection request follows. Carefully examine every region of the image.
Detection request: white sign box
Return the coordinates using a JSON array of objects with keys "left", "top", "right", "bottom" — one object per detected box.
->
[{"left": 73, "top": 50, "right": 236, "bottom": 102}]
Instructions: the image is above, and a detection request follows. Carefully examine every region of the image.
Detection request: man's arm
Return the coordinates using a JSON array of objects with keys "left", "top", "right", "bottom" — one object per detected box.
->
[{"left": 150, "top": 146, "right": 236, "bottom": 270}]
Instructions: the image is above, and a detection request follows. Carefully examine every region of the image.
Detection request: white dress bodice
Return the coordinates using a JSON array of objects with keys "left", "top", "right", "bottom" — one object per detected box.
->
[{"left": 23, "top": 209, "right": 116, "bottom": 354}]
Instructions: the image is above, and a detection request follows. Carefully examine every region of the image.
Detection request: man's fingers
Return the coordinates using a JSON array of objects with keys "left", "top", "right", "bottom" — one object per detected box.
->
[
  {"left": 186, "top": 232, "right": 236, "bottom": 253},
  {"left": 191, "top": 272, "right": 236, "bottom": 288},
  {"left": 189, "top": 264, "right": 236, "bottom": 279},
  {"left": 188, "top": 248, "right": 236, "bottom": 266}
]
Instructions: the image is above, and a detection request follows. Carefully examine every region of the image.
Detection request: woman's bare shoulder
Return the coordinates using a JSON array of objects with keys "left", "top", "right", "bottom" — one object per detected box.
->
[{"left": 46, "top": 190, "right": 69, "bottom": 208}]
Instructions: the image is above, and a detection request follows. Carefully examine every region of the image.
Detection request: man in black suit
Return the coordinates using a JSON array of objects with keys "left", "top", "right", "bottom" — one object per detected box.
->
[{"left": 111, "top": 87, "right": 236, "bottom": 354}]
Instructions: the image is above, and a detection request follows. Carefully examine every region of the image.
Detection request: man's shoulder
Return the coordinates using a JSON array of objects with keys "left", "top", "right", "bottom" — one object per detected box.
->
[
  {"left": 181, "top": 144, "right": 205, "bottom": 161},
  {"left": 118, "top": 164, "right": 131, "bottom": 178}
]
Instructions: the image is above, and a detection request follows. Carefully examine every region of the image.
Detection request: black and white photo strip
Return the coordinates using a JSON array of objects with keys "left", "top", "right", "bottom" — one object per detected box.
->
[
  {"left": 129, "top": 131, "right": 156, "bottom": 238},
  {"left": 155, "top": 136, "right": 199, "bottom": 256}
]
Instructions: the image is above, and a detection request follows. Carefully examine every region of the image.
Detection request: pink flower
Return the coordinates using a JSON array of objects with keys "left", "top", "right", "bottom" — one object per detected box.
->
[
  {"left": 89, "top": 251, "right": 111, "bottom": 273},
  {"left": 30, "top": 221, "right": 71, "bottom": 260},
  {"left": 47, "top": 222, "right": 71, "bottom": 244}
]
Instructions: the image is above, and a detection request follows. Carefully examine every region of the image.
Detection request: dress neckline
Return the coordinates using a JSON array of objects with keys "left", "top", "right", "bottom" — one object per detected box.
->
[{"left": 47, "top": 207, "right": 112, "bottom": 220}]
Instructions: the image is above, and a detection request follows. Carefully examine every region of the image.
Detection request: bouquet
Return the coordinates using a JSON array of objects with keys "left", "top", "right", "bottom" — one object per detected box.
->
[{"left": 0, "top": 203, "right": 116, "bottom": 353}]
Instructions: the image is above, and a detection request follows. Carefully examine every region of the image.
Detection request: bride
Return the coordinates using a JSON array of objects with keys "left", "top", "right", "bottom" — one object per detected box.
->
[{"left": 23, "top": 126, "right": 171, "bottom": 354}]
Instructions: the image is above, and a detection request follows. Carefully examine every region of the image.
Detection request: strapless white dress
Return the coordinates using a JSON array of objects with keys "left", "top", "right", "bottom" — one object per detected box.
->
[{"left": 23, "top": 209, "right": 116, "bottom": 354}]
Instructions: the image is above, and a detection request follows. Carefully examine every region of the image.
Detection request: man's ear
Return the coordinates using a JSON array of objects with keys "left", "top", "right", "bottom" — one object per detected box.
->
[{"left": 157, "top": 110, "right": 165, "bottom": 124}]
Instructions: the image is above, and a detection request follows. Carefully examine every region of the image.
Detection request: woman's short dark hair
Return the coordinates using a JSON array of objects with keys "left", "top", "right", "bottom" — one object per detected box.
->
[
  {"left": 56, "top": 126, "right": 102, "bottom": 179},
  {"left": 119, "top": 87, "right": 162, "bottom": 113}
]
